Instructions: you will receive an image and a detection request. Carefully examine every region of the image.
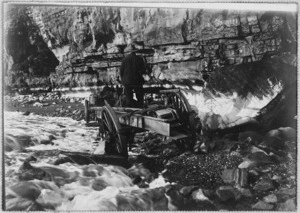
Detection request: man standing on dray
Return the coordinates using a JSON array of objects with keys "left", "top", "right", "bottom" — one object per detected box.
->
[{"left": 120, "top": 44, "right": 146, "bottom": 108}]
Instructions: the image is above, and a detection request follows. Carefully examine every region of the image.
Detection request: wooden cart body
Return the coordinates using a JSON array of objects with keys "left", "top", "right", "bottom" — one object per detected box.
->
[
  {"left": 85, "top": 88, "right": 197, "bottom": 157},
  {"left": 92, "top": 105, "right": 189, "bottom": 140}
]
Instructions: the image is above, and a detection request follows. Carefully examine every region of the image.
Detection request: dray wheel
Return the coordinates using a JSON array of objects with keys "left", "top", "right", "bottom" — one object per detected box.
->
[
  {"left": 162, "top": 89, "right": 197, "bottom": 150},
  {"left": 99, "top": 102, "right": 128, "bottom": 158}
]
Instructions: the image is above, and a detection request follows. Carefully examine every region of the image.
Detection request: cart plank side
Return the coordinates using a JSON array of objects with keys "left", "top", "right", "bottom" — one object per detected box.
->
[{"left": 117, "top": 112, "right": 171, "bottom": 136}]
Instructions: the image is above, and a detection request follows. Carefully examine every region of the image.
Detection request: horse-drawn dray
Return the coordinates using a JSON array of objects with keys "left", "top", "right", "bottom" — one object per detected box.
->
[{"left": 84, "top": 88, "right": 197, "bottom": 158}]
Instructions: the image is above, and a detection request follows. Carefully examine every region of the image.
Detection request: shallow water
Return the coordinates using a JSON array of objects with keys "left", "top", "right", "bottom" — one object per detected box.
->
[
  {"left": 4, "top": 111, "right": 99, "bottom": 152},
  {"left": 4, "top": 111, "right": 172, "bottom": 211},
  {"left": 3, "top": 86, "right": 279, "bottom": 210}
]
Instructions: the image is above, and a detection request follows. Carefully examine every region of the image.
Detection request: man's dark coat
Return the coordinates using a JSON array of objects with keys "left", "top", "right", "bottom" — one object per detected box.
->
[{"left": 120, "top": 52, "right": 146, "bottom": 85}]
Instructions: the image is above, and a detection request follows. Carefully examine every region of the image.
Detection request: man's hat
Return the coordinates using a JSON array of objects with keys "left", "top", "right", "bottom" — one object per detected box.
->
[{"left": 126, "top": 44, "right": 137, "bottom": 52}]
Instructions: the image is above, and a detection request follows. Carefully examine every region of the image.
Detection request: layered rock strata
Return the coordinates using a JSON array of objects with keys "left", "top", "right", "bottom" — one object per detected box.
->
[{"left": 4, "top": 6, "right": 297, "bottom": 97}]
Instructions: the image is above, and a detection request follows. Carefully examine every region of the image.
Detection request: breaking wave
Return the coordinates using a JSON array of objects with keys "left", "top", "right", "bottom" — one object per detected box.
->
[{"left": 4, "top": 111, "right": 173, "bottom": 211}]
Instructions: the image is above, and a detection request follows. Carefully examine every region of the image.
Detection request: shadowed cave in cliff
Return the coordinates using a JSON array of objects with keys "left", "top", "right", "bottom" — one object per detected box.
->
[{"left": 3, "top": 4, "right": 297, "bottom": 211}]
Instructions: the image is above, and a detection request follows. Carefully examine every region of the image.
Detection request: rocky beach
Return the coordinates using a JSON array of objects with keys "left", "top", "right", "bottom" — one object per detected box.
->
[
  {"left": 5, "top": 91, "right": 86, "bottom": 120},
  {"left": 4, "top": 88, "right": 297, "bottom": 211}
]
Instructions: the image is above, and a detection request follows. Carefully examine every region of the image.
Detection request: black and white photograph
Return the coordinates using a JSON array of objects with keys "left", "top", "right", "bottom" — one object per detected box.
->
[{"left": 2, "top": 1, "right": 298, "bottom": 211}]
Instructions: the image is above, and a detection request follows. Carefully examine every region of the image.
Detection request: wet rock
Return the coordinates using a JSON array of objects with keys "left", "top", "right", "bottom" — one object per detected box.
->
[
  {"left": 179, "top": 185, "right": 199, "bottom": 197},
  {"left": 259, "top": 135, "right": 286, "bottom": 151},
  {"left": 278, "top": 127, "right": 296, "bottom": 141},
  {"left": 78, "top": 176, "right": 91, "bottom": 186},
  {"left": 265, "top": 129, "right": 280, "bottom": 138},
  {"left": 285, "top": 140, "right": 296, "bottom": 154},
  {"left": 238, "top": 159, "right": 256, "bottom": 169},
  {"left": 193, "top": 138, "right": 208, "bottom": 153},
  {"left": 116, "top": 190, "right": 155, "bottom": 211},
  {"left": 216, "top": 186, "right": 241, "bottom": 202},
  {"left": 18, "top": 162, "right": 47, "bottom": 181},
  {"left": 192, "top": 188, "right": 210, "bottom": 201},
  {"left": 237, "top": 188, "right": 253, "bottom": 197},
  {"left": 38, "top": 96, "right": 44, "bottom": 102},
  {"left": 149, "top": 187, "right": 169, "bottom": 210},
  {"left": 132, "top": 176, "right": 143, "bottom": 184},
  {"left": 238, "top": 131, "right": 263, "bottom": 145},
  {"left": 277, "top": 188, "right": 296, "bottom": 196},
  {"left": 275, "top": 187, "right": 296, "bottom": 201},
  {"left": 22, "top": 111, "right": 31, "bottom": 116},
  {"left": 33, "top": 102, "right": 43, "bottom": 107},
  {"left": 91, "top": 177, "right": 108, "bottom": 191},
  {"left": 7, "top": 180, "right": 64, "bottom": 211},
  {"left": 271, "top": 175, "right": 282, "bottom": 181},
  {"left": 269, "top": 152, "right": 285, "bottom": 164},
  {"left": 128, "top": 163, "right": 152, "bottom": 180},
  {"left": 253, "top": 179, "right": 275, "bottom": 191},
  {"left": 221, "top": 168, "right": 248, "bottom": 187},
  {"left": 252, "top": 200, "right": 274, "bottom": 210},
  {"left": 9, "top": 182, "right": 42, "bottom": 200},
  {"left": 162, "top": 147, "right": 180, "bottom": 157},
  {"left": 263, "top": 194, "right": 278, "bottom": 203},
  {"left": 82, "top": 165, "right": 105, "bottom": 177},
  {"left": 35, "top": 188, "right": 64, "bottom": 209},
  {"left": 5, "top": 197, "right": 38, "bottom": 211},
  {"left": 142, "top": 138, "right": 162, "bottom": 154},
  {"left": 202, "top": 189, "right": 215, "bottom": 199},
  {"left": 37, "top": 166, "right": 76, "bottom": 186},
  {"left": 165, "top": 185, "right": 184, "bottom": 210},
  {"left": 222, "top": 140, "right": 240, "bottom": 153},
  {"left": 40, "top": 135, "right": 56, "bottom": 145},
  {"left": 5, "top": 134, "right": 33, "bottom": 151},
  {"left": 239, "top": 151, "right": 274, "bottom": 169},
  {"left": 116, "top": 194, "right": 137, "bottom": 211},
  {"left": 247, "top": 151, "right": 273, "bottom": 163},
  {"left": 249, "top": 146, "right": 268, "bottom": 154},
  {"left": 6, "top": 169, "right": 16, "bottom": 178},
  {"left": 277, "top": 198, "right": 296, "bottom": 211}
]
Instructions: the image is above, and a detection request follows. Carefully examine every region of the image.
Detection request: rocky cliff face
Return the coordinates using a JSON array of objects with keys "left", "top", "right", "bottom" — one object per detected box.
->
[
  {"left": 4, "top": 5, "right": 297, "bottom": 97},
  {"left": 4, "top": 6, "right": 59, "bottom": 91}
]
